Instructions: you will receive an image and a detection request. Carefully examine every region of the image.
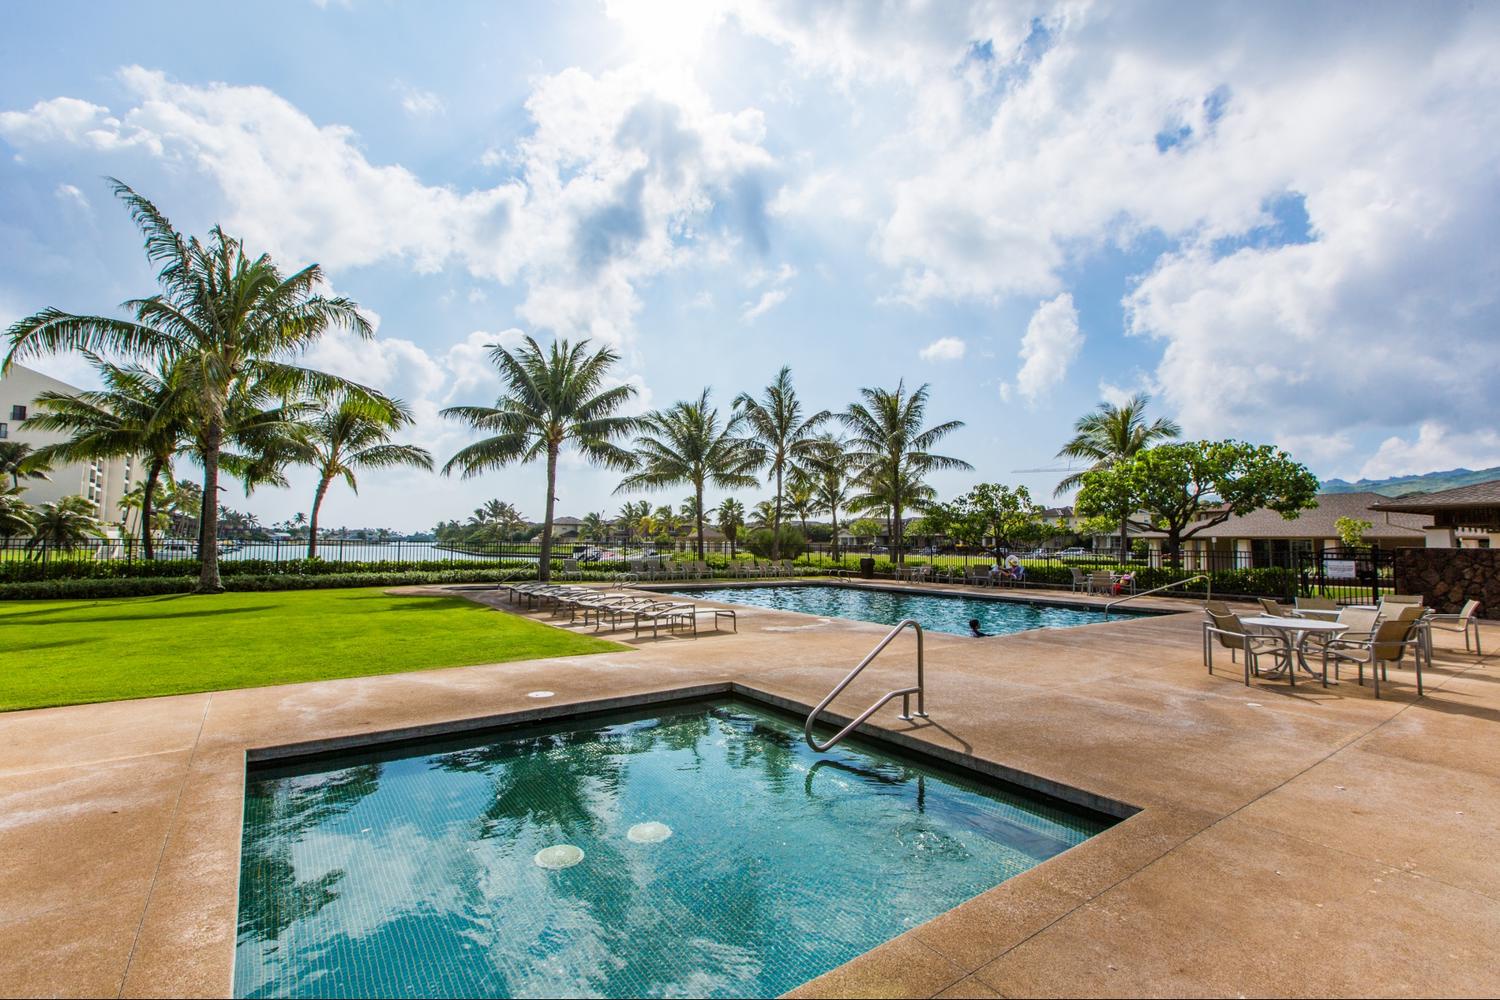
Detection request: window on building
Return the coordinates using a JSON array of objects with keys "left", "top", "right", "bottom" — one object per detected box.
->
[
  {"left": 9, "top": 405, "right": 25, "bottom": 420},
  {"left": 0, "top": 422, "right": 7, "bottom": 439}
]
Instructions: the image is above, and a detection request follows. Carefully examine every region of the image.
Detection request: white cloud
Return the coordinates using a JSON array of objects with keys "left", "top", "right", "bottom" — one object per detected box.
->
[
  {"left": 1000, "top": 292, "right": 1081, "bottom": 405},
  {"left": 397, "top": 84, "right": 445, "bottom": 118},
  {"left": 53, "top": 183, "right": 89, "bottom": 209},
  {"left": 741, "top": 288, "right": 787, "bottom": 323},
  {"left": 739, "top": 261, "right": 795, "bottom": 323},
  {"left": 918, "top": 336, "right": 966, "bottom": 362},
  {"left": 1357, "top": 424, "right": 1500, "bottom": 481}
]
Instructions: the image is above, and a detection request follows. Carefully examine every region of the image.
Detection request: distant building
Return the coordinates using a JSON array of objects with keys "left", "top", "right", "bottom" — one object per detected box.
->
[
  {"left": 1370, "top": 481, "right": 1500, "bottom": 548},
  {"left": 0, "top": 363, "right": 136, "bottom": 531}
]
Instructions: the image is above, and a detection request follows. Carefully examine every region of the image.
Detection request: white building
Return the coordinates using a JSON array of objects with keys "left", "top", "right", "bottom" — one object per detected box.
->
[{"left": 0, "top": 363, "right": 136, "bottom": 531}]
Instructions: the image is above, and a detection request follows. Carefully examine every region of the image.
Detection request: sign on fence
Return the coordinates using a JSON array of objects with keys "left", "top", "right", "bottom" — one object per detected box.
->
[{"left": 1325, "top": 559, "right": 1357, "bottom": 580}]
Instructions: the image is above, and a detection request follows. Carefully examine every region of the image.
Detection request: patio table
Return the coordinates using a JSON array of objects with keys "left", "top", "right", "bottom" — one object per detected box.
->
[{"left": 1240, "top": 616, "right": 1348, "bottom": 686}]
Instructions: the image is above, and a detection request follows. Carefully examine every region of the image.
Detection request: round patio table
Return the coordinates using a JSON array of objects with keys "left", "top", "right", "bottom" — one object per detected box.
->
[{"left": 1240, "top": 616, "right": 1348, "bottom": 686}]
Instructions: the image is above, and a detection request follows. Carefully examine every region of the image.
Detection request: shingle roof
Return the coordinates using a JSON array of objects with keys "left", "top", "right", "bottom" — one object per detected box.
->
[
  {"left": 1140, "top": 492, "right": 1428, "bottom": 540},
  {"left": 1369, "top": 479, "right": 1500, "bottom": 512}
]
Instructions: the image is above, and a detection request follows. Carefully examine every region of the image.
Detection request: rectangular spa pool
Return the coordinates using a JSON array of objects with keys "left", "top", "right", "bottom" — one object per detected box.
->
[
  {"left": 234, "top": 699, "right": 1114, "bottom": 998},
  {"left": 663, "top": 583, "right": 1153, "bottom": 637}
]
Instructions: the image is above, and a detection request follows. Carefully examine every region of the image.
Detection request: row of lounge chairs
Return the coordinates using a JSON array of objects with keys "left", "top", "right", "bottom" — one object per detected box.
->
[{"left": 497, "top": 581, "right": 736, "bottom": 639}]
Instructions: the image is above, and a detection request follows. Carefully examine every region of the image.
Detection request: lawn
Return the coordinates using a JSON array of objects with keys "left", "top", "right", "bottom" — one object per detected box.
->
[{"left": 0, "top": 587, "right": 627, "bottom": 711}]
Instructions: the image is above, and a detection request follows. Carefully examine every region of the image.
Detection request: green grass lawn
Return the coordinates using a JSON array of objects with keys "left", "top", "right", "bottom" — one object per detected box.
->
[{"left": 0, "top": 587, "right": 627, "bottom": 712}]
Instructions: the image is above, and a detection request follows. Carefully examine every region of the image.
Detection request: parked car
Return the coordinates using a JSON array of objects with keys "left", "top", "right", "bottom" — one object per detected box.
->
[
  {"left": 571, "top": 545, "right": 603, "bottom": 562},
  {"left": 1056, "top": 547, "right": 1091, "bottom": 559}
]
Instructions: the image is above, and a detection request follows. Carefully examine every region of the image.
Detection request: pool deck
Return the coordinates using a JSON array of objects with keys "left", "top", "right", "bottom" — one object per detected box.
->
[{"left": 1, "top": 579, "right": 1497, "bottom": 998}]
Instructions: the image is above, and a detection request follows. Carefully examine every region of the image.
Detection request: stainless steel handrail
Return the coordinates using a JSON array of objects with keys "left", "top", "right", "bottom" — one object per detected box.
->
[
  {"left": 1104, "top": 574, "right": 1211, "bottom": 618},
  {"left": 804, "top": 619, "right": 926, "bottom": 752}
]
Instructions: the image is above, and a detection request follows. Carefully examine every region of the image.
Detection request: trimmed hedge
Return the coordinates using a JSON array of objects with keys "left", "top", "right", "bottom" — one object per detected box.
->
[{"left": 0, "top": 567, "right": 557, "bottom": 601}]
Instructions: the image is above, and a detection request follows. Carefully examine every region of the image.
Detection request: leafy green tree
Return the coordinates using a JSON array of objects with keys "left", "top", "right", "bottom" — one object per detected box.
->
[
  {"left": 1075, "top": 440, "right": 1320, "bottom": 567},
  {"left": 841, "top": 381, "right": 970, "bottom": 565},
  {"left": 4, "top": 180, "right": 376, "bottom": 591},
  {"left": 716, "top": 497, "right": 746, "bottom": 557},
  {"left": 0, "top": 441, "right": 51, "bottom": 490},
  {"left": 848, "top": 517, "right": 882, "bottom": 542},
  {"left": 294, "top": 396, "right": 433, "bottom": 558},
  {"left": 26, "top": 495, "right": 104, "bottom": 551},
  {"left": 962, "top": 483, "right": 1044, "bottom": 551},
  {"left": 441, "top": 336, "right": 638, "bottom": 581},
  {"left": 734, "top": 367, "right": 831, "bottom": 559},
  {"left": 612, "top": 389, "right": 756, "bottom": 560},
  {"left": 1335, "top": 515, "right": 1374, "bottom": 549},
  {"left": 745, "top": 525, "right": 807, "bottom": 560},
  {"left": 0, "top": 489, "right": 35, "bottom": 540},
  {"left": 1054, "top": 392, "right": 1181, "bottom": 560},
  {"left": 25, "top": 355, "right": 191, "bottom": 559}
]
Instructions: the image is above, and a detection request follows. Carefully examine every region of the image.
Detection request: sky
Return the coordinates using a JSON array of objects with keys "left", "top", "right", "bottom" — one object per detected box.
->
[{"left": 2, "top": 0, "right": 1498, "bottom": 532}]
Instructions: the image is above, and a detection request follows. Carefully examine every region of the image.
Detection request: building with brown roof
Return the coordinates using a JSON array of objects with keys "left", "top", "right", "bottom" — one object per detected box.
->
[{"left": 1370, "top": 479, "right": 1500, "bottom": 548}]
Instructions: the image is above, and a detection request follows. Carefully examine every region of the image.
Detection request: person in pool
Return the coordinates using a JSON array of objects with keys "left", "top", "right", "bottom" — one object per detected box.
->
[{"left": 968, "top": 618, "right": 987, "bottom": 637}]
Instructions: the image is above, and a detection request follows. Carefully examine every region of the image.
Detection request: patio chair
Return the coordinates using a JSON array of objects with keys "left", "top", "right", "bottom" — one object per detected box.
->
[
  {"left": 1086, "top": 571, "right": 1114, "bottom": 595},
  {"left": 1323, "top": 618, "right": 1425, "bottom": 698},
  {"left": 1428, "top": 598, "right": 1482, "bottom": 654},
  {"left": 559, "top": 558, "right": 581, "bottom": 581},
  {"left": 1068, "top": 566, "right": 1087, "bottom": 592},
  {"left": 964, "top": 567, "right": 991, "bottom": 588},
  {"left": 1382, "top": 594, "right": 1425, "bottom": 606},
  {"left": 1257, "top": 597, "right": 1294, "bottom": 617},
  {"left": 1203, "top": 610, "right": 1291, "bottom": 685},
  {"left": 1294, "top": 596, "right": 1339, "bottom": 615}
]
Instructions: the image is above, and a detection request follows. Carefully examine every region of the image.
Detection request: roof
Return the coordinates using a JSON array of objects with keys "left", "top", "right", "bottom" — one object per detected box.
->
[
  {"left": 1369, "top": 479, "right": 1500, "bottom": 512},
  {"left": 1141, "top": 492, "right": 1428, "bottom": 540}
]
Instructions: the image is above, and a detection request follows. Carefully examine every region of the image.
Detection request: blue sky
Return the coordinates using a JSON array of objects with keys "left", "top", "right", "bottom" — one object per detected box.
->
[{"left": 3, "top": 1, "right": 1498, "bottom": 531}]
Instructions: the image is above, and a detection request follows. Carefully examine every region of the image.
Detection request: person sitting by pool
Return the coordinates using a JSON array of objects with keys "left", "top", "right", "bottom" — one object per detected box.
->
[
  {"left": 968, "top": 618, "right": 987, "bottom": 637},
  {"left": 1002, "top": 554, "right": 1026, "bottom": 583},
  {"left": 1112, "top": 571, "right": 1134, "bottom": 596}
]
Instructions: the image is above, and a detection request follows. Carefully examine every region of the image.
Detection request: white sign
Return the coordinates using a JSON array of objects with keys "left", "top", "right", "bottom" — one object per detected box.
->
[{"left": 1326, "top": 559, "right": 1357, "bottom": 580}]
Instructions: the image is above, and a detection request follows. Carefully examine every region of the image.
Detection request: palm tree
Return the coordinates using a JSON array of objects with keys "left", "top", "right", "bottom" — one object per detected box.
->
[
  {"left": 841, "top": 381, "right": 971, "bottom": 566},
  {"left": 801, "top": 434, "right": 854, "bottom": 561},
  {"left": 579, "top": 511, "right": 608, "bottom": 542},
  {"left": 0, "top": 441, "right": 51, "bottom": 490},
  {"left": 785, "top": 478, "right": 817, "bottom": 535},
  {"left": 615, "top": 390, "right": 760, "bottom": 559},
  {"left": 4, "top": 180, "right": 377, "bottom": 592},
  {"left": 716, "top": 497, "right": 746, "bottom": 557},
  {"left": 734, "top": 367, "right": 831, "bottom": 559},
  {"left": 1054, "top": 392, "right": 1181, "bottom": 560},
  {"left": 616, "top": 500, "right": 651, "bottom": 542},
  {"left": 295, "top": 396, "right": 433, "bottom": 559},
  {"left": 442, "top": 336, "right": 638, "bottom": 582},
  {"left": 24, "top": 355, "right": 191, "bottom": 559},
  {"left": 26, "top": 495, "right": 104, "bottom": 552},
  {"left": 750, "top": 499, "right": 776, "bottom": 530},
  {"left": 0, "top": 489, "right": 35, "bottom": 541}
]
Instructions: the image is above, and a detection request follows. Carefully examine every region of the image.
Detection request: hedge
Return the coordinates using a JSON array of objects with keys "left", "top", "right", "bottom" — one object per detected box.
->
[{"left": 0, "top": 568, "right": 557, "bottom": 601}]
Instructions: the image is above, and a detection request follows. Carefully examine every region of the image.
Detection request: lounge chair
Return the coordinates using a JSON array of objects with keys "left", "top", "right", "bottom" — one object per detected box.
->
[
  {"left": 1428, "top": 598, "right": 1482, "bottom": 654},
  {"left": 1203, "top": 610, "right": 1291, "bottom": 685},
  {"left": 1323, "top": 618, "right": 1425, "bottom": 698},
  {"left": 632, "top": 601, "right": 697, "bottom": 639}
]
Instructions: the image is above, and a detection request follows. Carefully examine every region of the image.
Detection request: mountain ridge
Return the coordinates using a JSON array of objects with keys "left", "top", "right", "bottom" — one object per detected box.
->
[{"left": 1321, "top": 465, "right": 1500, "bottom": 498}]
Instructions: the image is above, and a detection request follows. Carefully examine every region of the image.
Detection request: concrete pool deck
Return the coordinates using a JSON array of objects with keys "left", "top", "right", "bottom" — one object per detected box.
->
[{"left": 1, "top": 580, "right": 1496, "bottom": 998}]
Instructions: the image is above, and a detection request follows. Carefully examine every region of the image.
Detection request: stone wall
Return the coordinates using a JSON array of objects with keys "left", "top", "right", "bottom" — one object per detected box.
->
[{"left": 1393, "top": 547, "right": 1500, "bottom": 617}]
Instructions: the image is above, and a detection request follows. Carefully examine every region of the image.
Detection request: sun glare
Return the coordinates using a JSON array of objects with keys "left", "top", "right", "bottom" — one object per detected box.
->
[{"left": 605, "top": 0, "right": 723, "bottom": 65}]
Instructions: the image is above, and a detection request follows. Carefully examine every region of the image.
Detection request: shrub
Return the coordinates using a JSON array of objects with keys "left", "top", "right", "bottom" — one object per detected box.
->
[
  {"left": 744, "top": 526, "right": 807, "bottom": 560},
  {"left": 0, "top": 567, "right": 556, "bottom": 601}
]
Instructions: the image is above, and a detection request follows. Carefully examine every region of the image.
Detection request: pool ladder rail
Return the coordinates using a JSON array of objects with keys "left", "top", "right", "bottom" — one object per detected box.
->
[
  {"left": 1103, "top": 574, "right": 1211, "bottom": 618},
  {"left": 804, "top": 619, "right": 926, "bottom": 752}
]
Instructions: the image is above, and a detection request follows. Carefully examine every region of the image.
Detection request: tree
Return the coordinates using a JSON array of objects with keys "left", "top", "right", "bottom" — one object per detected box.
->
[
  {"left": 0, "top": 441, "right": 51, "bottom": 490},
  {"left": 26, "top": 495, "right": 104, "bottom": 551},
  {"left": 800, "top": 434, "right": 854, "bottom": 560},
  {"left": 1055, "top": 392, "right": 1181, "bottom": 560},
  {"left": 717, "top": 497, "right": 746, "bottom": 557},
  {"left": 848, "top": 517, "right": 882, "bottom": 543},
  {"left": 4, "top": 180, "right": 376, "bottom": 592},
  {"left": 1075, "top": 440, "right": 1320, "bottom": 567},
  {"left": 295, "top": 395, "right": 433, "bottom": 558},
  {"left": 0, "top": 489, "right": 35, "bottom": 540},
  {"left": 749, "top": 499, "right": 776, "bottom": 530},
  {"left": 734, "top": 367, "right": 831, "bottom": 559},
  {"left": 442, "top": 336, "right": 638, "bottom": 582},
  {"left": 1335, "top": 516, "right": 1374, "bottom": 550},
  {"left": 24, "top": 355, "right": 191, "bottom": 559},
  {"left": 785, "top": 478, "right": 817, "bottom": 535},
  {"left": 579, "top": 511, "right": 608, "bottom": 541},
  {"left": 616, "top": 500, "right": 651, "bottom": 542},
  {"left": 841, "top": 381, "right": 970, "bottom": 566},
  {"left": 962, "top": 483, "right": 1044, "bottom": 551},
  {"left": 616, "top": 389, "right": 759, "bottom": 559}
]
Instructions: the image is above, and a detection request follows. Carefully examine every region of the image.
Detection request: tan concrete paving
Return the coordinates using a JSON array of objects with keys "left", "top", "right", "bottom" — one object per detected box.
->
[{"left": 0, "top": 580, "right": 1495, "bottom": 998}]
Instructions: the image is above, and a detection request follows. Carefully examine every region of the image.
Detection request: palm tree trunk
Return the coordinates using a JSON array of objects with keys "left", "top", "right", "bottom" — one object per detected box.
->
[
  {"left": 140, "top": 459, "right": 162, "bottom": 561},
  {"left": 772, "top": 465, "right": 784, "bottom": 560},
  {"left": 831, "top": 508, "right": 840, "bottom": 563},
  {"left": 893, "top": 500, "right": 904, "bottom": 567},
  {"left": 197, "top": 422, "right": 224, "bottom": 593},
  {"left": 1118, "top": 515, "right": 1130, "bottom": 563},
  {"left": 695, "top": 482, "right": 706, "bottom": 560},
  {"left": 308, "top": 475, "right": 332, "bottom": 560},
  {"left": 538, "top": 445, "right": 559, "bottom": 582}
]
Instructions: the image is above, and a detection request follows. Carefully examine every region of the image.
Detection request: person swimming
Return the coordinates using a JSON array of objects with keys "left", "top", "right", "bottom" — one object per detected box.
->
[{"left": 968, "top": 618, "right": 986, "bottom": 637}]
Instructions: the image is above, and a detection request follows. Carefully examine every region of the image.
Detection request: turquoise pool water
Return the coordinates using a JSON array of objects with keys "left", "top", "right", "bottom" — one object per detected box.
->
[
  {"left": 665, "top": 584, "right": 1150, "bottom": 637},
  {"left": 234, "top": 699, "right": 1111, "bottom": 999}
]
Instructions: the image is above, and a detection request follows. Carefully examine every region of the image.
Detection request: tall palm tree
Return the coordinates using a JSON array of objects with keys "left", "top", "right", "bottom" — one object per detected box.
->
[
  {"left": 579, "top": 511, "right": 608, "bottom": 542},
  {"left": 616, "top": 390, "right": 760, "bottom": 559},
  {"left": 0, "top": 489, "right": 35, "bottom": 541},
  {"left": 4, "top": 180, "right": 377, "bottom": 592},
  {"left": 616, "top": 500, "right": 650, "bottom": 542},
  {"left": 716, "top": 497, "right": 745, "bottom": 557},
  {"left": 801, "top": 434, "right": 854, "bottom": 561},
  {"left": 26, "top": 495, "right": 104, "bottom": 552},
  {"left": 785, "top": 478, "right": 817, "bottom": 535},
  {"left": 24, "top": 354, "right": 191, "bottom": 559},
  {"left": 442, "top": 336, "right": 637, "bottom": 582},
  {"left": 0, "top": 441, "right": 51, "bottom": 490},
  {"left": 734, "top": 367, "right": 830, "bottom": 559},
  {"left": 295, "top": 396, "right": 433, "bottom": 559},
  {"left": 1054, "top": 392, "right": 1181, "bottom": 560},
  {"left": 841, "top": 381, "right": 970, "bottom": 566}
]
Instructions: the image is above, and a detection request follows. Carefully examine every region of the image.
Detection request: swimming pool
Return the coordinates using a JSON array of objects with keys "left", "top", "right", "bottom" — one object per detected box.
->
[
  {"left": 664, "top": 583, "right": 1151, "bottom": 637},
  {"left": 234, "top": 699, "right": 1112, "bottom": 998}
]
